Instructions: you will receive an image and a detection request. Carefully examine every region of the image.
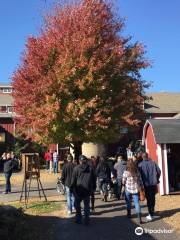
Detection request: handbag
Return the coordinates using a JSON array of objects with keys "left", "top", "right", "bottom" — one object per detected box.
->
[{"left": 139, "top": 189, "right": 145, "bottom": 201}]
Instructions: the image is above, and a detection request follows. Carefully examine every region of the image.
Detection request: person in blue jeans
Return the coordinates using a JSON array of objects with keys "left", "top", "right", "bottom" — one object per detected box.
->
[
  {"left": 70, "top": 155, "right": 96, "bottom": 225},
  {"left": 138, "top": 152, "right": 161, "bottom": 221},
  {"left": 65, "top": 186, "right": 75, "bottom": 214},
  {"left": 61, "top": 154, "right": 75, "bottom": 215},
  {"left": 122, "top": 160, "right": 144, "bottom": 224},
  {"left": 1, "top": 152, "right": 14, "bottom": 194},
  {"left": 53, "top": 150, "right": 59, "bottom": 173}
]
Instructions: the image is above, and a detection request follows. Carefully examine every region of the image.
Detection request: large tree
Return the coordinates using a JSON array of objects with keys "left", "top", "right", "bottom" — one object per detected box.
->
[{"left": 12, "top": 0, "right": 149, "bottom": 157}]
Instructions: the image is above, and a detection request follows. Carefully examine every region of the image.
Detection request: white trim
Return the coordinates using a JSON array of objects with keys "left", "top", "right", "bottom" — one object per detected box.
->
[
  {"left": 142, "top": 120, "right": 156, "bottom": 146},
  {"left": 145, "top": 138, "right": 149, "bottom": 153},
  {"left": 56, "top": 144, "right": 59, "bottom": 154},
  {"left": 153, "top": 117, "right": 174, "bottom": 119},
  {"left": 163, "top": 144, "right": 169, "bottom": 194},
  {"left": 2, "top": 88, "right": 12, "bottom": 93},
  {"left": 157, "top": 144, "right": 164, "bottom": 195}
]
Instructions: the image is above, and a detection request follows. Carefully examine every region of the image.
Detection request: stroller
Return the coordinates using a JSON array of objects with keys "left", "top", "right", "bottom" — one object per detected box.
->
[{"left": 56, "top": 177, "right": 65, "bottom": 195}]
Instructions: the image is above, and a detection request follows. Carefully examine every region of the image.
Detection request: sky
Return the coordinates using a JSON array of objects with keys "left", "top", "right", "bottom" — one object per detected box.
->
[{"left": 0, "top": 0, "right": 180, "bottom": 92}]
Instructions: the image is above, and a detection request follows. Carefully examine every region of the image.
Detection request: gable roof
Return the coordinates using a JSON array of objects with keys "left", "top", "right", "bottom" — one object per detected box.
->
[
  {"left": 145, "top": 92, "right": 180, "bottom": 114},
  {"left": 144, "top": 119, "right": 180, "bottom": 144}
]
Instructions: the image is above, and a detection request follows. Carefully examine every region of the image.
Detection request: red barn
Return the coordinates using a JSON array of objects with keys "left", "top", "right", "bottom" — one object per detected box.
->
[
  {"left": 142, "top": 119, "right": 180, "bottom": 195},
  {"left": 0, "top": 84, "right": 15, "bottom": 154}
]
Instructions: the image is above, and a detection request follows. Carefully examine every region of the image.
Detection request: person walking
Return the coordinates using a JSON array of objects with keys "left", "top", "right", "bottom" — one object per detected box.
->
[
  {"left": 53, "top": 150, "right": 59, "bottom": 174},
  {"left": 88, "top": 157, "right": 97, "bottom": 212},
  {"left": 114, "top": 155, "right": 127, "bottom": 200},
  {"left": 44, "top": 150, "right": 52, "bottom": 172},
  {"left": 138, "top": 152, "right": 161, "bottom": 221},
  {"left": 70, "top": 155, "right": 96, "bottom": 225},
  {"left": 61, "top": 154, "right": 75, "bottom": 215},
  {"left": 2, "top": 152, "right": 15, "bottom": 194},
  {"left": 122, "top": 160, "right": 144, "bottom": 224},
  {"left": 96, "top": 157, "right": 111, "bottom": 202}
]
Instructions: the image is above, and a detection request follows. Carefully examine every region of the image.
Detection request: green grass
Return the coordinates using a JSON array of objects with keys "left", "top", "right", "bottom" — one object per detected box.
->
[{"left": 8, "top": 200, "right": 62, "bottom": 214}]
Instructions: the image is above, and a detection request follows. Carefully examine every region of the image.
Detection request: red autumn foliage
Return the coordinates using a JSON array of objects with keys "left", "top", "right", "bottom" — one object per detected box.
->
[{"left": 12, "top": 0, "right": 149, "bottom": 145}]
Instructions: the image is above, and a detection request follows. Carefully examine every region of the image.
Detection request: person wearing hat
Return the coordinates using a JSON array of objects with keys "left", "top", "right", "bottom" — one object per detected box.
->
[
  {"left": 70, "top": 155, "right": 96, "bottom": 225},
  {"left": 61, "top": 154, "right": 75, "bottom": 215}
]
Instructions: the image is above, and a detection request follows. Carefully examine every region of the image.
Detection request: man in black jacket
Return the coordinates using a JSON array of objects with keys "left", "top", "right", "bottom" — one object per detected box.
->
[
  {"left": 71, "top": 155, "right": 96, "bottom": 225},
  {"left": 96, "top": 157, "right": 111, "bottom": 202},
  {"left": 2, "top": 152, "right": 14, "bottom": 194},
  {"left": 61, "top": 154, "right": 75, "bottom": 215},
  {"left": 138, "top": 152, "right": 161, "bottom": 221},
  {"left": 114, "top": 155, "right": 127, "bottom": 200}
]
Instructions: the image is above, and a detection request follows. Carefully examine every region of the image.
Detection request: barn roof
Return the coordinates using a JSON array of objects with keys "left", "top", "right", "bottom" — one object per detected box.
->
[
  {"left": 144, "top": 119, "right": 180, "bottom": 144},
  {"left": 145, "top": 92, "right": 180, "bottom": 113},
  {"left": 0, "top": 83, "right": 12, "bottom": 88}
]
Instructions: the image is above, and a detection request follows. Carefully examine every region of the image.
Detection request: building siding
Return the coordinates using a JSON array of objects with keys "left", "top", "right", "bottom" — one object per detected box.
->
[
  {"left": 146, "top": 124, "right": 158, "bottom": 163},
  {"left": 145, "top": 123, "right": 168, "bottom": 195}
]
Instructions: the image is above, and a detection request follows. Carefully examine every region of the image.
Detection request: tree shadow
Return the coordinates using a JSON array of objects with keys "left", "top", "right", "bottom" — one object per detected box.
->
[
  {"left": 0, "top": 207, "right": 154, "bottom": 240},
  {"left": 1, "top": 202, "right": 179, "bottom": 240},
  {"left": 156, "top": 208, "right": 180, "bottom": 219},
  {"left": 54, "top": 215, "right": 155, "bottom": 240}
]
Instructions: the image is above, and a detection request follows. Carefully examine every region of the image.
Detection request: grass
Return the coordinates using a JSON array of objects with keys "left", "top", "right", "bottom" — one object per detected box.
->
[{"left": 3, "top": 199, "right": 63, "bottom": 214}]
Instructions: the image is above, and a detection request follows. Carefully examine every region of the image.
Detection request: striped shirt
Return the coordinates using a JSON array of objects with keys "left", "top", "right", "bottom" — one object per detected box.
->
[
  {"left": 53, "top": 152, "right": 59, "bottom": 162},
  {"left": 122, "top": 170, "right": 144, "bottom": 194}
]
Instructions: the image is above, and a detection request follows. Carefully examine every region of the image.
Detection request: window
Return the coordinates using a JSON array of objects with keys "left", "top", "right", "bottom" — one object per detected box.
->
[
  {"left": 7, "top": 106, "right": 13, "bottom": 113},
  {"left": 2, "top": 88, "right": 12, "bottom": 93},
  {"left": 0, "top": 133, "right": 5, "bottom": 142},
  {"left": 0, "top": 106, "right": 7, "bottom": 112}
]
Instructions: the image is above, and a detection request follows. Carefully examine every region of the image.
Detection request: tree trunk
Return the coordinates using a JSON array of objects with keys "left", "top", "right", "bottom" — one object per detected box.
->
[{"left": 73, "top": 141, "right": 82, "bottom": 163}]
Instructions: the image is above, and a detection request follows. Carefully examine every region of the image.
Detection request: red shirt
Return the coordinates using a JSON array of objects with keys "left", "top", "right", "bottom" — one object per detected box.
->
[{"left": 44, "top": 152, "right": 52, "bottom": 161}]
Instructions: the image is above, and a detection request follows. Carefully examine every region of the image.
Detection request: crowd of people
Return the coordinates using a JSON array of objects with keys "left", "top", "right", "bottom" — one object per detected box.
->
[
  {"left": 60, "top": 150, "right": 161, "bottom": 225},
  {"left": 0, "top": 146, "right": 161, "bottom": 226}
]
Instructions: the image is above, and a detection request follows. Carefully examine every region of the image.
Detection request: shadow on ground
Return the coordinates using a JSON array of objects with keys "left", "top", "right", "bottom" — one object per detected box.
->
[
  {"left": 0, "top": 210, "right": 155, "bottom": 240},
  {"left": 0, "top": 199, "right": 179, "bottom": 240}
]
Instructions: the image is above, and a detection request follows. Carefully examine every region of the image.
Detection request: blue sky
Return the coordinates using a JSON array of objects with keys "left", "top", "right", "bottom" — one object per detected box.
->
[{"left": 0, "top": 0, "right": 180, "bottom": 92}]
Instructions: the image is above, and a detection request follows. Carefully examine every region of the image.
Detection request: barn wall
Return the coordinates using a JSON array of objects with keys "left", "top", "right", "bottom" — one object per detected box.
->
[
  {"left": 145, "top": 124, "right": 158, "bottom": 163},
  {"left": 145, "top": 124, "right": 165, "bottom": 195},
  {"left": 145, "top": 123, "right": 167, "bottom": 195},
  {"left": 0, "top": 118, "right": 15, "bottom": 153},
  {"left": 0, "top": 118, "right": 14, "bottom": 134},
  {"left": 49, "top": 144, "right": 58, "bottom": 152}
]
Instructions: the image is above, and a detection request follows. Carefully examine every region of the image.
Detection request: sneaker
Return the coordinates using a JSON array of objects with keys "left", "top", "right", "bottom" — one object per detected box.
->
[
  {"left": 67, "top": 210, "right": 72, "bottom": 215},
  {"left": 146, "top": 214, "right": 153, "bottom": 221},
  {"left": 2, "top": 191, "right": 8, "bottom": 194}
]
